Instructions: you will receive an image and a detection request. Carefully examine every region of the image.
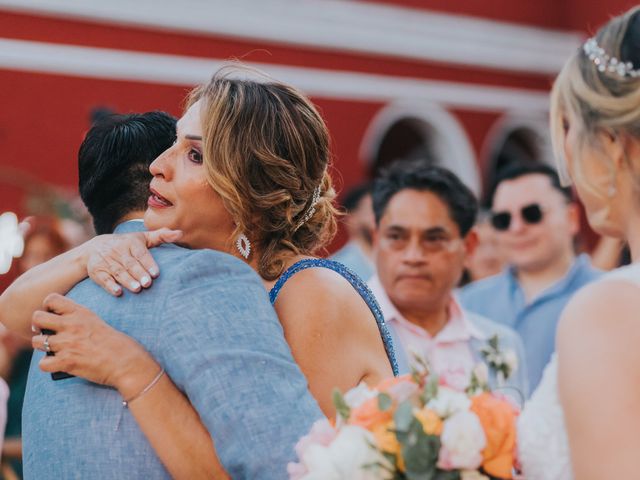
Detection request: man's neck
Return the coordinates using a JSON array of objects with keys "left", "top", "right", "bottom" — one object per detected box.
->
[
  {"left": 118, "top": 211, "right": 146, "bottom": 225},
  {"left": 516, "top": 251, "right": 575, "bottom": 302},
  {"left": 400, "top": 300, "right": 450, "bottom": 337}
]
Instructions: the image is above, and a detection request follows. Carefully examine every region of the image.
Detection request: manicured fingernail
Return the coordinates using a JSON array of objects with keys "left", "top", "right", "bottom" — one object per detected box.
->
[
  {"left": 130, "top": 281, "right": 141, "bottom": 291},
  {"left": 141, "top": 276, "right": 151, "bottom": 287},
  {"left": 112, "top": 285, "right": 122, "bottom": 295},
  {"left": 31, "top": 325, "right": 38, "bottom": 333},
  {"left": 149, "top": 267, "right": 159, "bottom": 277}
]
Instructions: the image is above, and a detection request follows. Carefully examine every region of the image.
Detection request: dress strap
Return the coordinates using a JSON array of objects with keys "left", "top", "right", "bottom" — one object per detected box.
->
[{"left": 269, "top": 258, "right": 399, "bottom": 376}]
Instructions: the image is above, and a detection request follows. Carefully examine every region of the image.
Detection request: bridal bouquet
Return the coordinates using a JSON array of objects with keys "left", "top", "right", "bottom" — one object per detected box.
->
[{"left": 288, "top": 365, "right": 518, "bottom": 480}]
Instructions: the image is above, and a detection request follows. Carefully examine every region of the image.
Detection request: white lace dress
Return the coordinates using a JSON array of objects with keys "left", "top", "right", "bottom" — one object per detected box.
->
[
  {"left": 517, "top": 354, "right": 572, "bottom": 479},
  {"left": 517, "top": 263, "right": 640, "bottom": 480}
]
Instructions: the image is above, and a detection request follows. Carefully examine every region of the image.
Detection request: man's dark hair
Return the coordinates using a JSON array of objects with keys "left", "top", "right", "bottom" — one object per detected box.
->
[
  {"left": 372, "top": 161, "right": 478, "bottom": 237},
  {"left": 341, "top": 182, "right": 373, "bottom": 212},
  {"left": 487, "top": 162, "right": 573, "bottom": 207},
  {"left": 78, "top": 111, "right": 176, "bottom": 234}
]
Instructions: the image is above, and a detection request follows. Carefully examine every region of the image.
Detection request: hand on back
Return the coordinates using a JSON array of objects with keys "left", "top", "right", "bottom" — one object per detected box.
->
[{"left": 84, "top": 228, "right": 182, "bottom": 296}]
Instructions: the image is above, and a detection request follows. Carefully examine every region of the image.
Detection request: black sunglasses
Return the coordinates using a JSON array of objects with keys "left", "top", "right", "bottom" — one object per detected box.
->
[{"left": 490, "top": 203, "right": 544, "bottom": 231}]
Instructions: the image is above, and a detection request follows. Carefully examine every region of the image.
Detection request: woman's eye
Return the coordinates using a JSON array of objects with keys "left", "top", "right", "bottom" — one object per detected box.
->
[{"left": 188, "top": 149, "right": 203, "bottom": 164}]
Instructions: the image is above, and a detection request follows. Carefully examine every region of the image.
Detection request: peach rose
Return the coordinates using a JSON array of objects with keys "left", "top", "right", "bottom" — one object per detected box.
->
[
  {"left": 371, "top": 421, "right": 405, "bottom": 472},
  {"left": 414, "top": 407, "right": 443, "bottom": 436},
  {"left": 470, "top": 392, "right": 518, "bottom": 479},
  {"left": 350, "top": 397, "right": 392, "bottom": 430}
]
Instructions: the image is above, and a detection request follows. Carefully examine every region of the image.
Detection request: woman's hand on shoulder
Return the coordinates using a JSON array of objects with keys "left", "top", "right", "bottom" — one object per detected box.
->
[{"left": 84, "top": 228, "right": 182, "bottom": 296}]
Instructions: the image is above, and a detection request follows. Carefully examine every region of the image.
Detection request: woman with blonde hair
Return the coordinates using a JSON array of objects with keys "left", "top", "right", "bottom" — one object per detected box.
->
[
  {"left": 0, "top": 67, "right": 397, "bottom": 478},
  {"left": 518, "top": 7, "right": 640, "bottom": 479}
]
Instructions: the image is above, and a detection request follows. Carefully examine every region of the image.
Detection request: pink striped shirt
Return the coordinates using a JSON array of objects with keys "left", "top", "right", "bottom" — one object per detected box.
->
[{"left": 369, "top": 275, "right": 485, "bottom": 390}]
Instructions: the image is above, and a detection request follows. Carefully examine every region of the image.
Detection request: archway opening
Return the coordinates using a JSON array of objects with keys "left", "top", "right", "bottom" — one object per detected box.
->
[{"left": 371, "top": 118, "right": 437, "bottom": 176}]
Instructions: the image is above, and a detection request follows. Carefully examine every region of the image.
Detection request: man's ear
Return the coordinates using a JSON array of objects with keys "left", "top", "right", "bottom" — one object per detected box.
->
[
  {"left": 463, "top": 228, "right": 479, "bottom": 258},
  {"left": 370, "top": 227, "right": 382, "bottom": 271},
  {"left": 371, "top": 227, "right": 380, "bottom": 253},
  {"left": 566, "top": 202, "right": 581, "bottom": 237}
]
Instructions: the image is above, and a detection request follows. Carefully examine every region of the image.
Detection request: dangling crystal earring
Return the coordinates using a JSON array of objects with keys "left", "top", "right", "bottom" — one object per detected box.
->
[{"left": 235, "top": 233, "right": 251, "bottom": 259}]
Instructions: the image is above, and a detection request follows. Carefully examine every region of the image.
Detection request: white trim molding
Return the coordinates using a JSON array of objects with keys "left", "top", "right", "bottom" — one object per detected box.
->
[
  {"left": 0, "top": 0, "right": 583, "bottom": 75},
  {"left": 0, "top": 38, "right": 551, "bottom": 113},
  {"left": 360, "top": 100, "right": 481, "bottom": 195}
]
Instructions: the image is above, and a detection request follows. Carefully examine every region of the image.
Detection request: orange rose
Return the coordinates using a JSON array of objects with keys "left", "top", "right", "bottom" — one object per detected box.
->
[
  {"left": 376, "top": 374, "right": 414, "bottom": 392},
  {"left": 470, "top": 393, "right": 518, "bottom": 479},
  {"left": 372, "top": 421, "right": 405, "bottom": 472},
  {"left": 372, "top": 421, "right": 399, "bottom": 453},
  {"left": 414, "top": 407, "right": 443, "bottom": 436},
  {"left": 350, "top": 397, "right": 392, "bottom": 430}
]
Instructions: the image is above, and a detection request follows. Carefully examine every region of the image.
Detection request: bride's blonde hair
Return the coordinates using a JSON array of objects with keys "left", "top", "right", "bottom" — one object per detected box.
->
[{"left": 550, "top": 6, "right": 640, "bottom": 197}]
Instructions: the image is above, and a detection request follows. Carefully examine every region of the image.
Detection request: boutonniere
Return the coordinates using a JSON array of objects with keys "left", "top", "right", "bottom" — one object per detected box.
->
[{"left": 480, "top": 334, "right": 518, "bottom": 385}]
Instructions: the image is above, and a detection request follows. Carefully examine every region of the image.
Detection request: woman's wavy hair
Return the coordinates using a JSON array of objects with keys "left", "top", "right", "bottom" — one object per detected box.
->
[
  {"left": 550, "top": 6, "right": 640, "bottom": 195},
  {"left": 187, "top": 66, "right": 339, "bottom": 280}
]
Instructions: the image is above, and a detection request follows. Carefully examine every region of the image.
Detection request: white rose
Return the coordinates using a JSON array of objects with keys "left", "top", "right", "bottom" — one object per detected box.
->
[
  {"left": 299, "top": 444, "right": 341, "bottom": 480},
  {"left": 472, "top": 363, "right": 489, "bottom": 386},
  {"left": 344, "top": 382, "right": 378, "bottom": 409},
  {"left": 301, "top": 425, "right": 390, "bottom": 480},
  {"left": 504, "top": 350, "right": 519, "bottom": 376},
  {"left": 427, "top": 387, "right": 471, "bottom": 418},
  {"left": 0, "top": 212, "right": 24, "bottom": 274},
  {"left": 437, "top": 411, "right": 486, "bottom": 471}
]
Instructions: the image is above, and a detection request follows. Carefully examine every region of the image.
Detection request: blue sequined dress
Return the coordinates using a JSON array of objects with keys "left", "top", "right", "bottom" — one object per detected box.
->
[{"left": 269, "top": 258, "right": 399, "bottom": 376}]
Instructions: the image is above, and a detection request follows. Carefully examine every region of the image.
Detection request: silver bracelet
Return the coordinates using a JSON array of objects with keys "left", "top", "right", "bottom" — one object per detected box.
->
[{"left": 122, "top": 368, "right": 165, "bottom": 408}]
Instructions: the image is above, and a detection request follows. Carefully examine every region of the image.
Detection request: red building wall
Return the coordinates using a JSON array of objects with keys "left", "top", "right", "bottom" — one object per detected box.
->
[{"left": 0, "top": 0, "right": 631, "bottom": 288}]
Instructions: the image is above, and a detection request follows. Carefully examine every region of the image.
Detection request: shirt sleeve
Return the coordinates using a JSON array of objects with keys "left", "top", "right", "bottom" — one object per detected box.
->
[{"left": 155, "top": 251, "right": 323, "bottom": 480}]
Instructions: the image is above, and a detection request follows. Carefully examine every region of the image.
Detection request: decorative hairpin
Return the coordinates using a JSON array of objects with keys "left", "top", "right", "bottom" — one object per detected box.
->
[
  {"left": 583, "top": 37, "right": 640, "bottom": 78},
  {"left": 293, "top": 185, "right": 322, "bottom": 232}
]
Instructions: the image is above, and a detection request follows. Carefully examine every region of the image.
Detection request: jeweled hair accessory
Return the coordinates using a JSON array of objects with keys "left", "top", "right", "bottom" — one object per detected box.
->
[
  {"left": 293, "top": 185, "right": 322, "bottom": 232},
  {"left": 583, "top": 37, "right": 640, "bottom": 78}
]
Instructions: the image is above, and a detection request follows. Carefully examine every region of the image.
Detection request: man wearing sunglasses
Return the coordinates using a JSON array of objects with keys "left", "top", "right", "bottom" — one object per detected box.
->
[
  {"left": 368, "top": 162, "right": 528, "bottom": 397},
  {"left": 459, "top": 163, "right": 601, "bottom": 393}
]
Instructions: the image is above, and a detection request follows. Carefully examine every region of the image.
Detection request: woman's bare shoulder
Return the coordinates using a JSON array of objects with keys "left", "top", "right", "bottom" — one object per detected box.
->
[
  {"left": 274, "top": 266, "right": 373, "bottom": 333},
  {"left": 558, "top": 278, "right": 640, "bottom": 362}
]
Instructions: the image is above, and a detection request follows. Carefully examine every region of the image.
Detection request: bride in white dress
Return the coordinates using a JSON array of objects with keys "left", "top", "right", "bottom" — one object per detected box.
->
[{"left": 517, "top": 6, "right": 640, "bottom": 479}]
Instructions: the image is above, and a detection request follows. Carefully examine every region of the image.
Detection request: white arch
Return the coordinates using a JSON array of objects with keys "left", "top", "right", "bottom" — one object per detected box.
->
[
  {"left": 481, "top": 111, "right": 553, "bottom": 171},
  {"left": 359, "top": 100, "right": 480, "bottom": 196}
]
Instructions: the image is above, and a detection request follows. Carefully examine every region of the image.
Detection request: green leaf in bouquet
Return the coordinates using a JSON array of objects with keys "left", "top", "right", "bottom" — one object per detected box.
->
[
  {"left": 433, "top": 470, "right": 461, "bottom": 480},
  {"left": 421, "top": 375, "right": 439, "bottom": 404},
  {"left": 402, "top": 421, "right": 440, "bottom": 479},
  {"left": 394, "top": 400, "right": 414, "bottom": 433},
  {"left": 332, "top": 388, "right": 351, "bottom": 421},
  {"left": 410, "top": 353, "right": 431, "bottom": 385},
  {"left": 378, "top": 392, "right": 393, "bottom": 412}
]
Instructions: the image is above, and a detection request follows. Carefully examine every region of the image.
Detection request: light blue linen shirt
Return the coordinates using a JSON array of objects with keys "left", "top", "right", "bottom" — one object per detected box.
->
[
  {"left": 459, "top": 254, "right": 601, "bottom": 393},
  {"left": 23, "top": 221, "right": 323, "bottom": 479}
]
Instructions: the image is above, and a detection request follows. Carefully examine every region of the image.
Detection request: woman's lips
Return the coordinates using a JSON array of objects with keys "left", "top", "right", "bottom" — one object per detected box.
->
[{"left": 148, "top": 188, "right": 173, "bottom": 208}]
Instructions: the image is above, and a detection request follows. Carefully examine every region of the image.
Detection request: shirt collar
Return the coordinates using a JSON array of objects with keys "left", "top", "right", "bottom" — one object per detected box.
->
[
  {"left": 113, "top": 219, "right": 147, "bottom": 234},
  {"left": 506, "top": 253, "right": 593, "bottom": 302},
  {"left": 368, "top": 275, "right": 485, "bottom": 342}
]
